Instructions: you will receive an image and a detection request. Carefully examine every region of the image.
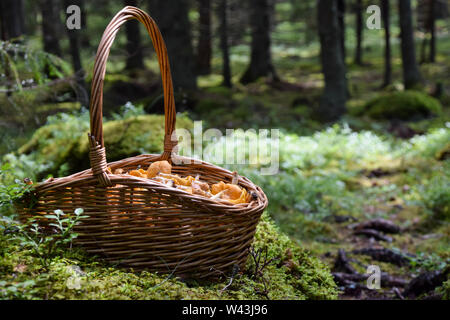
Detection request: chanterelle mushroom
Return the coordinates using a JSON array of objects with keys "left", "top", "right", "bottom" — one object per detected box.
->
[{"left": 147, "top": 160, "right": 172, "bottom": 178}]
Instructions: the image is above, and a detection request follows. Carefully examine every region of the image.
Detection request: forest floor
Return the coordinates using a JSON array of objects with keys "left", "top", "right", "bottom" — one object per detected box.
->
[
  {"left": 1, "top": 24, "right": 450, "bottom": 299},
  {"left": 190, "top": 37, "right": 450, "bottom": 299},
  {"left": 306, "top": 163, "right": 449, "bottom": 300}
]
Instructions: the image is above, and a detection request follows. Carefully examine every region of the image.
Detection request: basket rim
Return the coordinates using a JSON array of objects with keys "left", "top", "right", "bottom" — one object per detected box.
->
[{"left": 32, "top": 153, "right": 268, "bottom": 210}]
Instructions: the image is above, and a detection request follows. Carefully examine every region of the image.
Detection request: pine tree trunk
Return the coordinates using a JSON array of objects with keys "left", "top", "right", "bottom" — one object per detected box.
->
[
  {"left": 24, "top": 0, "right": 38, "bottom": 36},
  {"left": 337, "top": 0, "right": 346, "bottom": 64},
  {"left": 148, "top": 0, "right": 197, "bottom": 91},
  {"left": 219, "top": 0, "right": 231, "bottom": 87},
  {"left": 240, "top": 0, "right": 278, "bottom": 84},
  {"left": 398, "top": 0, "right": 422, "bottom": 89},
  {"left": 40, "top": 0, "right": 62, "bottom": 56},
  {"left": 79, "top": 0, "right": 89, "bottom": 48},
  {"left": 420, "top": 37, "right": 428, "bottom": 64},
  {"left": 354, "top": 0, "right": 363, "bottom": 65},
  {"left": 429, "top": 0, "right": 436, "bottom": 62},
  {"left": 196, "top": 0, "right": 212, "bottom": 75},
  {"left": 0, "top": 0, "right": 25, "bottom": 41},
  {"left": 123, "top": 0, "right": 144, "bottom": 70},
  {"left": 317, "top": 0, "right": 347, "bottom": 121},
  {"left": 381, "top": 0, "right": 392, "bottom": 87}
]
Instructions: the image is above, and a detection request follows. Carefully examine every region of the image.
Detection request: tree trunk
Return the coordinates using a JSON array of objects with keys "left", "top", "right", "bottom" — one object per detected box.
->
[
  {"left": 420, "top": 37, "right": 428, "bottom": 64},
  {"left": 429, "top": 0, "right": 436, "bottom": 62},
  {"left": 79, "top": 0, "right": 89, "bottom": 48},
  {"left": 0, "top": 0, "right": 25, "bottom": 41},
  {"left": 196, "top": 0, "right": 212, "bottom": 75},
  {"left": 148, "top": 0, "right": 197, "bottom": 91},
  {"left": 40, "top": 0, "right": 62, "bottom": 56},
  {"left": 337, "top": 0, "right": 346, "bottom": 64},
  {"left": 24, "top": 0, "right": 38, "bottom": 36},
  {"left": 354, "top": 0, "right": 363, "bottom": 65},
  {"left": 317, "top": 0, "right": 347, "bottom": 121},
  {"left": 240, "top": 0, "right": 278, "bottom": 84},
  {"left": 123, "top": 0, "right": 144, "bottom": 70},
  {"left": 381, "top": 0, "right": 392, "bottom": 87},
  {"left": 398, "top": 0, "right": 422, "bottom": 89},
  {"left": 218, "top": 0, "right": 231, "bottom": 87}
]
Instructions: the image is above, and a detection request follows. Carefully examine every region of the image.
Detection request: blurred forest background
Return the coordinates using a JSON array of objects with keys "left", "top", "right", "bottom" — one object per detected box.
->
[{"left": 0, "top": 0, "right": 450, "bottom": 300}]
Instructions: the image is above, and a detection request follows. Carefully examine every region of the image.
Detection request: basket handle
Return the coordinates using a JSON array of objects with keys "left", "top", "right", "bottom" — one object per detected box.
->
[{"left": 88, "top": 6, "right": 177, "bottom": 186}]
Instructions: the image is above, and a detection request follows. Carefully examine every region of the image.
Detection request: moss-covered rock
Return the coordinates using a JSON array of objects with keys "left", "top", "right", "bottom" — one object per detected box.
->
[
  {"left": 74, "top": 114, "right": 194, "bottom": 169},
  {"left": 16, "top": 112, "right": 90, "bottom": 178},
  {"left": 0, "top": 214, "right": 337, "bottom": 300},
  {"left": 0, "top": 81, "right": 77, "bottom": 126},
  {"left": 35, "top": 102, "right": 81, "bottom": 114},
  {"left": 363, "top": 91, "right": 442, "bottom": 120},
  {"left": 15, "top": 114, "right": 194, "bottom": 179}
]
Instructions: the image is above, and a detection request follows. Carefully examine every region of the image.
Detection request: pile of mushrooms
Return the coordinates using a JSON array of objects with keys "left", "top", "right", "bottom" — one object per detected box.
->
[{"left": 108, "top": 161, "right": 252, "bottom": 204}]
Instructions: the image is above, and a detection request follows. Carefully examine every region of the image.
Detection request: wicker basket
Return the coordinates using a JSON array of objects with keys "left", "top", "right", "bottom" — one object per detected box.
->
[{"left": 17, "top": 6, "right": 268, "bottom": 278}]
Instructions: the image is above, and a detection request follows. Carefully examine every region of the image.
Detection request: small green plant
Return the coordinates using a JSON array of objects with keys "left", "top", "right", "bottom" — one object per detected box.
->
[
  {"left": 8, "top": 208, "right": 88, "bottom": 268},
  {"left": 435, "top": 279, "right": 450, "bottom": 299},
  {"left": 409, "top": 252, "right": 449, "bottom": 273},
  {"left": 111, "top": 101, "right": 145, "bottom": 120},
  {"left": 415, "top": 164, "right": 450, "bottom": 222},
  {"left": 0, "top": 279, "right": 37, "bottom": 299},
  {"left": 402, "top": 125, "right": 450, "bottom": 160},
  {"left": 0, "top": 163, "right": 33, "bottom": 213}
]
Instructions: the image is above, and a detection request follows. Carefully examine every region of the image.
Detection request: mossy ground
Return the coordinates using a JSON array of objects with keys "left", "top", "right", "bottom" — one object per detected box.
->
[{"left": 0, "top": 214, "right": 337, "bottom": 300}]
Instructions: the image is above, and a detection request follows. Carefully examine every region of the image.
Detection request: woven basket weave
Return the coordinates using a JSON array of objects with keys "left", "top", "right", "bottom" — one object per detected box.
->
[{"left": 17, "top": 6, "right": 268, "bottom": 278}]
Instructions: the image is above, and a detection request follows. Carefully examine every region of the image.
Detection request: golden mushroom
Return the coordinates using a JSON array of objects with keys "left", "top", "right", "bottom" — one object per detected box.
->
[{"left": 146, "top": 160, "right": 172, "bottom": 178}]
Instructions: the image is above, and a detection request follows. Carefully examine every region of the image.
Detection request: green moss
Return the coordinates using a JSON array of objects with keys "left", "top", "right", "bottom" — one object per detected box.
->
[
  {"left": 435, "top": 278, "right": 450, "bottom": 300},
  {"left": 203, "top": 86, "right": 233, "bottom": 98},
  {"left": 0, "top": 81, "right": 76, "bottom": 126},
  {"left": 14, "top": 114, "right": 193, "bottom": 178},
  {"left": 75, "top": 114, "right": 194, "bottom": 163},
  {"left": 194, "top": 98, "right": 229, "bottom": 118},
  {"left": 16, "top": 115, "right": 89, "bottom": 178},
  {"left": 0, "top": 214, "right": 337, "bottom": 300},
  {"left": 421, "top": 172, "right": 450, "bottom": 222},
  {"left": 436, "top": 142, "right": 450, "bottom": 161},
  {"left": 251, "top": 214, "right": 338, "bottom": 299},
  {"left": 35, "top": 102, "right": 80, "bottom": 113},
  {"left": 363, "top": 91, "right": 442, "bottom": 120}
]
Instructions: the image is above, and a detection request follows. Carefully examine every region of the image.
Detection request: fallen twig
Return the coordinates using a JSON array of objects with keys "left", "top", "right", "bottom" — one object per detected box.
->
[
  {"left": 332, "top": 272, "right": 407, "bottom": 288},
  {"left": 333, "top": 249, "right": 358, "bottom": 274},
  {"left": 353, "top": 228, "right": 393, "bottom": 242},
  {"left": 403, "top": 268, "right": 449, "bottom": 298},
  {"left": 220, "top": 264, "right": 240, "bottom": 293},
  {"left": 349, "top": 218, "right": 401, "bottom": 234},
  {"left": 393, "top": 287, "right": 405, "bottom": 300},
  {"left": 352, "top": 247, "right": 414, "bottom": 266}
]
